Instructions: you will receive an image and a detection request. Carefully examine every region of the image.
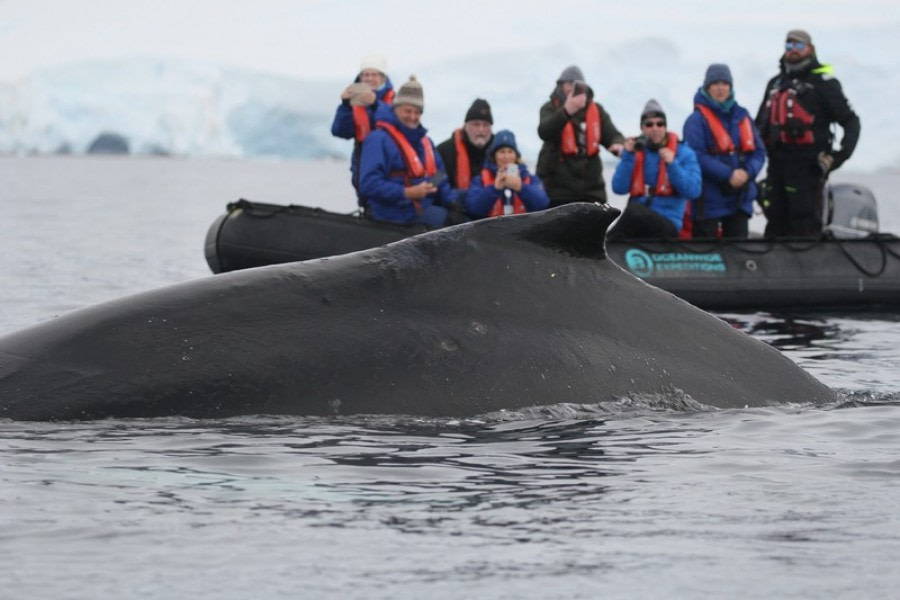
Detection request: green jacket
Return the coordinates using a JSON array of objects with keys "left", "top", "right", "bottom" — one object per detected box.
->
[{"left": 536, "top": 87, "right": 624, "bottom": 206}]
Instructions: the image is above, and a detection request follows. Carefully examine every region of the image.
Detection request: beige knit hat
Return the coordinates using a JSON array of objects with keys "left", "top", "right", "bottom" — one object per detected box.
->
[{"left": 394, "top": 75, "right": 424, "bottom": 111}]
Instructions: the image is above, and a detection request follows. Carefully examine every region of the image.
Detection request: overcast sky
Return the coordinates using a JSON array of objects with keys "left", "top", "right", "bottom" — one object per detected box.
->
[{"left": 1, "top": 0, "right": 897, "bottom": 82}]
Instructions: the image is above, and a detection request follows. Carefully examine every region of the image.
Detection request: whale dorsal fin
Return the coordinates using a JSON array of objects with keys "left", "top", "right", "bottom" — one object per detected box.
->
[{"left": 461, "top": 202, "right": 621, "bottom": 259}]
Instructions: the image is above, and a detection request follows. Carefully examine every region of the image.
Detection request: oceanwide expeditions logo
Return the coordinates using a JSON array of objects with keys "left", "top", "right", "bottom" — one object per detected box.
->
[{"left": 624, "top": 248, "right": 726, "bottom": 279}]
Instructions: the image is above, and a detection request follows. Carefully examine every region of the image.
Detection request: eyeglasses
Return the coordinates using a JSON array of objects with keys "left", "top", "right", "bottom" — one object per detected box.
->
[
  {"left": 642, "top": 120, "right": 666, "bottom": 128},
  {"left": 785, "top": 40, "right": 806, "bottom": 51}
]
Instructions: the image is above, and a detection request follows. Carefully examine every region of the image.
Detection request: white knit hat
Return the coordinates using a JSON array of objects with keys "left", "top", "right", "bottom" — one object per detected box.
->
[{"left": 359, "top": 53, "right": 388, "bottom": 75}]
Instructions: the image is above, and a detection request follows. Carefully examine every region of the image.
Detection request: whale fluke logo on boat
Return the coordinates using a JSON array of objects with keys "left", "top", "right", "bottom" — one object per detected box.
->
[
  {"left": 625, "top": 249, "right": 655, "bottom": 278},
  {"left": 624, "top": 248, "right": 727, "bottom": 278}
]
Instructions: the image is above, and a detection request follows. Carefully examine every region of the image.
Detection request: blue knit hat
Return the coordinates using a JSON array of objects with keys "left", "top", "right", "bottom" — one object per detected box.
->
[
  {"left": 488, "top": 130, "right": 520, "bottom": 159},
  {"left": 703, "top": 63, "right": 733, "bottom": 89}
]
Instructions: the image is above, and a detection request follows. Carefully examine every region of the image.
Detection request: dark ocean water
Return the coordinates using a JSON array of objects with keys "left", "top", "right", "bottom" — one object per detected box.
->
[{"left": 2, "top": 157, "right": 899, "bottom": 598}]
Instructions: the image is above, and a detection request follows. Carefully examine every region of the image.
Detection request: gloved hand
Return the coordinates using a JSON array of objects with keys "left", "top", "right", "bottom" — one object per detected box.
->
[{"left": 817, "top": 152, "right": 835, "bottom": 175}]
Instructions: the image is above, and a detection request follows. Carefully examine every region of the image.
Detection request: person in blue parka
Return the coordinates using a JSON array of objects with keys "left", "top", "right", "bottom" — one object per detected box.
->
[
  {"left": 683, "top": 63, "right": 767, "bottom": 238},
  {"left": 358, "top": 75, "right": 456, "bottom": 227},
  {"left": 609, "top": 99, "right": 702, "bottom": 240},
  {"left": 465, "top": 130, "right": 549, "bottom": 219},
  {"left": 331, "top": 54, "right": 395, "bottom": 204}
]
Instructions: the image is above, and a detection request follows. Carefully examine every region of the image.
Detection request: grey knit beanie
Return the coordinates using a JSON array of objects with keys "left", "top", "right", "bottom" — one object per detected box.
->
[
  {"left": 640, "top": 98, "right": 666, "bottom": 122},
  {"left": 556, "top": 65, "right": 585, "bottom": 84}
]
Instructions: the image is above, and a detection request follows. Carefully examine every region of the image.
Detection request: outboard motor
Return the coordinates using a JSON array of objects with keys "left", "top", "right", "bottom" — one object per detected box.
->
[{"left": 823, "top": 182, "right": 879, "bottom": 238}]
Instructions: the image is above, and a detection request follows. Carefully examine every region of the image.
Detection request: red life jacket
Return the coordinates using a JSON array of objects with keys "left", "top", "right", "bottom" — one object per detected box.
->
[
  {"left": 452, "top": 129, "right": 471, "bottom": 190},
  {"left": 481, "top": 167, "right": 530, "bottom": 217},
  {"left": 766, "top": 86, "right": 815, "bottom": 144},
  {"left": 629, "top": 133, "right": 680, "bottom": 198},
  {"left": 695, "top": 104, "right": 756, "bottom": 154},
  {"left": 376, "top": 121, "right": 437, "bottom": 182},
  {"left": 561, "top": 102, "right": 601, "bottom": 157},
  {"left": 352, "top": 89, "right": 395, "bottom": 143}
]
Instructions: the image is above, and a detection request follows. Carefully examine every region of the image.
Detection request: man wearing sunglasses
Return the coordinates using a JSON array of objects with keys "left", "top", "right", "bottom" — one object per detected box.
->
[
  {"left": 756, "top": 29, "right": 861, "bottom": 238},
  {"left": 609, "top": 99, "right": 702, "bottom": 240}
]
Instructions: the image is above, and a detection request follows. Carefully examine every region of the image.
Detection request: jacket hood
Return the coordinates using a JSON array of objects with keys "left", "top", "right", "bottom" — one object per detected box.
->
[{"left": 693, "top": 88, "right": 736, "bottom": 115}]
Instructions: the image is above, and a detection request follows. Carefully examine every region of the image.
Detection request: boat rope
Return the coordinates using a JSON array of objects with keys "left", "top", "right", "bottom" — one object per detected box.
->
[{"left": 825, "top": 232, "right": 889, "bottom": 278}]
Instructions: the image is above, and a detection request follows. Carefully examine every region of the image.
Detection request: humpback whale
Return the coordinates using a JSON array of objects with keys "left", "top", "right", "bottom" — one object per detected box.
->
[{"left": 0, "top": 203, "right": 838, "bottom": 420}]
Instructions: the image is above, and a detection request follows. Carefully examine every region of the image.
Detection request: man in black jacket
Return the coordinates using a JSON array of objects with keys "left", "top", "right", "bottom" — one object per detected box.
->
[
  {"left": 756, "top": 29, "right": 861, "bottom": 237},
  {"left": 436, "top": 99, "right": 494, "bottom": 200}
]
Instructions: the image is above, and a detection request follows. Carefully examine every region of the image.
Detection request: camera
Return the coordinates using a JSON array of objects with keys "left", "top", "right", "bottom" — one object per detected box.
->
[
  {"left": 573, "top": 80, "right": 586, "bottom": 96},
  {"left": 505, "top": 164, "right": 518, "bottom": 177},
  {"left": 633, "top": 135, "right": 649, "bottom": 152}
]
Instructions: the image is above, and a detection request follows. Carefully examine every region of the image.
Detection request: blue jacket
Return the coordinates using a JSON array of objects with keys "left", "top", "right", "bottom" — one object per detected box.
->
[
  {"left": 682, "top": 90, "right": 767, "bottom": 220},
  {"left": 359, "top": 103, "right": 454, "bottom": 225},
  {"left": 331, "top": 77, "right": 395, "bottom": 188},
  {"left": 466, "top": 162, "right": 550, "bottom": 219},
  {"left": 611, "top": 140, "right": 702, "bottom": 230}
]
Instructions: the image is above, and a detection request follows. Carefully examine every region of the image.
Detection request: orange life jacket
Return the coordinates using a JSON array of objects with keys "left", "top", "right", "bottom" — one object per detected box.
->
[
  {"left": 352, "top": 89, "right": 395, "bottom": 143},
  {"left": 452, "top": 129, "right": 471, "bottom": 190},
  {"left": 695, "top": 104, "right": 756, "bottom": 154},
  {"left": 766, "top": 86, "right": 815, "bottom": 144},
  {"left": 376, "top": 121, "right": 437, "bottom": 182},
  {"left": 629, "top": 134, "right": 680, "bottom": 198},
  {"left": 561, "top": 102, "right": 601, "bottom": 157},
  {"left": 481, "top": 167, "right": 529, "bottom": 217}
]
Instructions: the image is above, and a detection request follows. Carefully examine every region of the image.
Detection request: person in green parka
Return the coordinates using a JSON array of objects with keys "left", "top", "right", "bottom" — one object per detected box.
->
[{"left": 536, "top": 65, "right": 625, "bottom": 207}]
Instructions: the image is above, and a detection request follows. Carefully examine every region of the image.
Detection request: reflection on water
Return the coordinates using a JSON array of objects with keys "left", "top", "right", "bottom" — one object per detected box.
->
[
  {"left": 721, "top": 313, "right": 842, "bottom": 350},
  {"left": 717, "top": 311, "right": 900, "bottom": 394},
  {"left": 3, "top": 408, "right": 900, "bottom": 598}
]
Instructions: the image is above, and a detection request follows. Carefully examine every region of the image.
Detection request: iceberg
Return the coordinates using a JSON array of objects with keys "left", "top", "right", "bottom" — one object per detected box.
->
[{"left": 0, "top": 35, "right": 892, "bottom": 171}]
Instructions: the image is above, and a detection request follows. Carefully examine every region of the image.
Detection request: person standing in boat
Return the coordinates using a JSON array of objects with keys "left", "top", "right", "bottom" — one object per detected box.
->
[
  {"left": 358, "top": 75, "right": 456, "bottom": 227},
  {"left": 465, "top": 130, "right": 549, "bottom": 219},
  {"left": 683, "top": 64, "right": 767, "bottom": 239},
  {"left": 608, "top": 100, "right": 702, "bottom": 240},
  {"left": 536, "top": 65, "right": 625, "bottom": 207},
  {"left": 436, "top": 98, "right": 495, "bottom": 211},
  {"left": 330, "top": 54, "right": 395, "bottom": 207},
  {"left": 755, "top": 29, "right": 861, "bottom": 238}
]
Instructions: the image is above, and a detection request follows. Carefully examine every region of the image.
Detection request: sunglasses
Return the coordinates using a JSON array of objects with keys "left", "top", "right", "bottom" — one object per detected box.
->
[
  {"left": 785, "top": 40, "right": 806, "bottom": 51},
  {"left": 642, "top": 120, "right": 666, "bottom": 128}
]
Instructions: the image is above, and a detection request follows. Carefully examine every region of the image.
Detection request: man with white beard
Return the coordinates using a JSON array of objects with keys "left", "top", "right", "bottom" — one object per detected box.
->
[{"left": 436, "top": 99, "right": 495, "bottom": 220}]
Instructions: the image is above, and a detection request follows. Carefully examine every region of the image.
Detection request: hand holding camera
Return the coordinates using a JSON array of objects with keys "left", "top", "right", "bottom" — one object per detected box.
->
[
  {"left": 344, "top": 83, "right": 376, "bottom": 106},
  {"left": 658, "top": 147, "right": 675, "bottom": 164},
  {"left": 405, "top": 181, "right": 436, "bottom": 200},
  {"left": 503, "top": 164, "right": 522, "bottom": 192},
  {"left": 625, "top": 135, "right": 648, "bottom": 153},
  {"left": 564, "top": 82, "right": 588, "bottom": 116}
]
